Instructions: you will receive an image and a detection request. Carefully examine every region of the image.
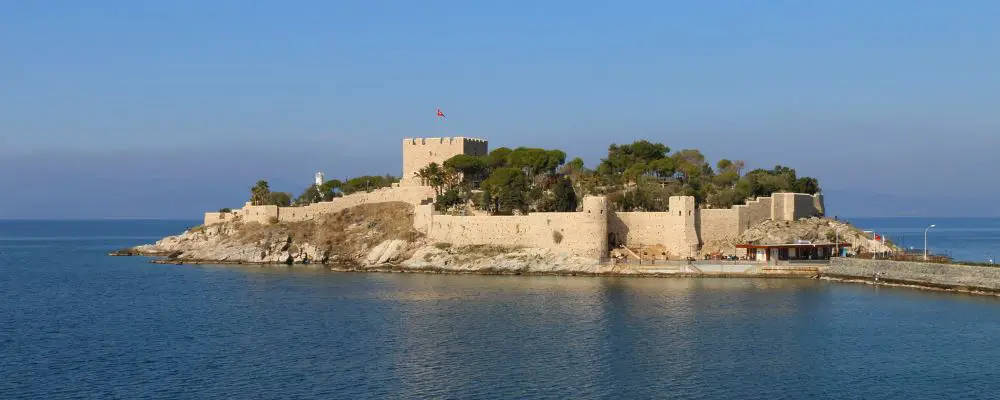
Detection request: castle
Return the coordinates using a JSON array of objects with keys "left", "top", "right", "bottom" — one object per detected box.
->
[{"left": 204, "top": 137, "right": 824, "bottom": 260}]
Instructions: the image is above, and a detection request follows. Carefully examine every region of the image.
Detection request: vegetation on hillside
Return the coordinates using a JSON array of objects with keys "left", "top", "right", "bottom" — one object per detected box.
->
[
  {"left": 414, "top": 140, "right": 820, "bottom": 214},
  {"left": 248, "top": 175, "right": 401, "bottom": 208},
  {"left": 242, "top": 139, "right": 820, "bottom": 215}
]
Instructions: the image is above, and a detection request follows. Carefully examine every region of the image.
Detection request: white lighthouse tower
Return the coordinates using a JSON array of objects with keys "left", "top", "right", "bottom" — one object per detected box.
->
[{"left": 314, "top": 171, "right": 326, "bottom": 201}]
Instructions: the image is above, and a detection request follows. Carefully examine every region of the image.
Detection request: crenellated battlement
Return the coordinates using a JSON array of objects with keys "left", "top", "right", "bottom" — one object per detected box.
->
[{"left": 403, "top": 136, "right": 488, "bottom": 145}]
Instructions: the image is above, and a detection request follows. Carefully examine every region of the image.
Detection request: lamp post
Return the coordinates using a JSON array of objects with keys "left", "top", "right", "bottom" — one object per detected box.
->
[
  {"left": 923, "top": 224, "right": 936, "bottom": 260},
  {"left": 834, "top": 227, "right": 840, "bottom": 258}
]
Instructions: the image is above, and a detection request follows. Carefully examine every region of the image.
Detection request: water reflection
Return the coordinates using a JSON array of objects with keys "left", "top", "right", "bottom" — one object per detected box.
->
[{"left": 9, "top": 255, "right": 1000, "bottom": 399}]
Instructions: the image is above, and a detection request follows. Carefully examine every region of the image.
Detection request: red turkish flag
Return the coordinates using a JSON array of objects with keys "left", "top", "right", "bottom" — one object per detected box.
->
[{"left": 436, "top": 108, "right": 445, "bottom": 118}]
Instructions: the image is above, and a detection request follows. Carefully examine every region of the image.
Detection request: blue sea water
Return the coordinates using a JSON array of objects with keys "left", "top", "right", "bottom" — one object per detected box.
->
[
  {"left": 849, "top": 217, "right": 1000, "bottom": 263},
  {"left": 3, "top": 219, "right": 1000, "bottom": 399}
]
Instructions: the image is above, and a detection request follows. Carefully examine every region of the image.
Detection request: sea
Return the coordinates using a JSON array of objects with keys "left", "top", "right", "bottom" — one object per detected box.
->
[
  {"left": 2, "top": 219, "right": 1000, "bottom": 399},
  {"left": 847, "top": 217, "right": 1000, "bottom": 263}
]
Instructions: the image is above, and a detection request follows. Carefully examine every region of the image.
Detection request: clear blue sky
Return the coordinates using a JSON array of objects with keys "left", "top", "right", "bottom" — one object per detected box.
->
[{"left": 2, "top": 1, "right": 998, "bottom": 218}]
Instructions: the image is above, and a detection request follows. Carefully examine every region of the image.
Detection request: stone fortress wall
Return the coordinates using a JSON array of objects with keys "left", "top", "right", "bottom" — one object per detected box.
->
[
  {"left": 415, "top": 197, "right": 609, "bottom": 259},
  {"left": 694, "top": 193, "right": 823, "bottom": 255},
  {"left": 201, "top": 136, "right": 824, "bottom": 260},
  {"left": 203, "top": 186, "right": 435, "bottom": 225}
]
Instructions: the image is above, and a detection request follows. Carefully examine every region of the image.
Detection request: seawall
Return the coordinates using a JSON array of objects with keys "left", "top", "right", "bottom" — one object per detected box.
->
[{"left": 822, "top": 258, "right": 1000, "bottom": 295}]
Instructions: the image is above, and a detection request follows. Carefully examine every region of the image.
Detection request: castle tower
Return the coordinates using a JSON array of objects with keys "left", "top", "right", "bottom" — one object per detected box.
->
[
  {"left": 400, "top": 137, "right": 488, "bottom": 186},
  {"left": 580, "top": 196, "right": 610, "bottom": 259},
  {"left": 666, "top": 196, "right": 700, "bottom": 258}
]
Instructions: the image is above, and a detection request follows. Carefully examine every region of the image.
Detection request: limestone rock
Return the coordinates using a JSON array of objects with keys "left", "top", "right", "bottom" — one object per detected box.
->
[
  {"left": 364, "top": 240, "right": 408, "bottom": 266},
  {"left": 401, "top": 244, "right": 620, "bottom": 275}
]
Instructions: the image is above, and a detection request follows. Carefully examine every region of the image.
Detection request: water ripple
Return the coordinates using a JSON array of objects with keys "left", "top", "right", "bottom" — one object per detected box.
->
[{"left": 3, "top": 229, "right": 1000, "bottom": 399}]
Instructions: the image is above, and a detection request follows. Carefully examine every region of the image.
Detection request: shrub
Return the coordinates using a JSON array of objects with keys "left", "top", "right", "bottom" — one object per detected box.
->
[
  {"left": 267, "top": 216, "right": 279, "bottom": 224},
  {"left": 219, "top": 208, "right": 232, "bottom": 213},
  {"left": 552, "top": 230, "right": 564, "bottom": 244}
]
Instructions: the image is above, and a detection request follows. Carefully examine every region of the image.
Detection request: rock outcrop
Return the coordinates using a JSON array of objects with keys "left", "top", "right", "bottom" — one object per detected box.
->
[
  {"left": 364, "top": 239, "right": 408, "bottom": 266},
  {"left": 123, "top": 201, "right": 630, "bottom": 274},
  {"left": 699, "top": 216, "right": 897, "bottom": 256},
  {"left": 129, "top": 202, "right": 421, "bottom": 266},
  {"left": 739, "top": 217, "right": 896, "bottom": 253},
  {"left": 402, "top": 244, "right": 623, "bottom": 274}
]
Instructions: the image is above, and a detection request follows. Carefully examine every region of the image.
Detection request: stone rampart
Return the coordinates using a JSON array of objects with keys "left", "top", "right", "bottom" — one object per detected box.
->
[
  {"left": 204, "top": 186, "right": 434, "bottom": 225},
  {"left": 696, "top": 208, "right": 740, "bottom": 251},
  {"left": 825, "top": 258, "right": 1000, "bottom": 293},
  {"left": 203, "top": 212, "right": 232, "bottom": 225},
  {"left": 235, "top": 205, "right": 279, "bottom": 224},
  {"left": 610, "top": 212, "right": 673, "bottom": 248},
  {"left": 771, "top": 193, "right": 823, "bottom": 221},
  {"left": 278, "top": 186, "right": 434, "bottom": 223},
  {"left": 735, "top": 196, "right": 773, "bottom": 231},
  {"left": 604, "top": 196, "right": 699, "bottom": 258},
  {"left": 421, "top": 196, "right": 608, "bottom": 259},
  {"left": 696, "top": 196, "right": 773, "bottom": 255}
]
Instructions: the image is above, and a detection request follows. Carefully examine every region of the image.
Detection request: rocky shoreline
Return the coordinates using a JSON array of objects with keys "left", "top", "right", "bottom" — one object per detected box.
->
[
  {"left": 113, "top": 201, "right": 894, "bottom": 279},
  {"left": 112, "top": 202, "right": 632, "bottom": 275},
  {"left": 122, "top": 253, "right": 820, "bottom": 279}
]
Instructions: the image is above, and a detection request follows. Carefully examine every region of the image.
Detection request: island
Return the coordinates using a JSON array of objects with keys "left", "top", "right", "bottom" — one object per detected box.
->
[{"left": 119, "top": 136, "right": 895, "bottom": 277}]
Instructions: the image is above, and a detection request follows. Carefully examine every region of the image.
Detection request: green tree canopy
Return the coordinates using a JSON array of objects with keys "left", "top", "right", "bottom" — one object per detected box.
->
[
  {"left": 598, "top": 140, "right": 671, "bottom": 176},
  {"left": 341, "top": 175, "right": 399, "bottom": 195},
  {"left": 443, "top": 154, "right": 489, "bottom": 187},
  {"left": 435, "top": 188, "right": 462, "bottom": 212},
  {"left": 267, "top": 192, "right": 293, "bottom": 207},
  {"left": 480, "top": 167, "right": 529, "bottom": 215},
  {"left": 740, "top": 165, "right": 820, "bottom": 198},
  {"left": 295, "top": 185, "right": 322, "bottom": 205},
  {"left": 259, "top": 138, "right": 818, "bottom": 215},
  {"left": 294, "top": 180, "right": 342, "bottom": 205},
  {"left": 250, "top": 180, "right": 271, "bottom": 206},
  {"left": 486, "top": 147, "right": 513, "bottom": 169},
  {"left": 550, "top": 176, "right": 578, "bottom": 212},
  {"left": 508, "top": 147, "right": 566, "bottom": 176}
]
